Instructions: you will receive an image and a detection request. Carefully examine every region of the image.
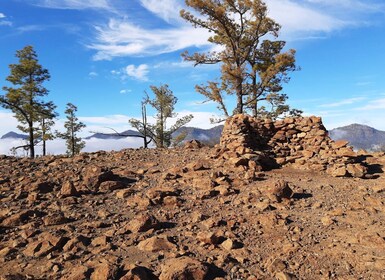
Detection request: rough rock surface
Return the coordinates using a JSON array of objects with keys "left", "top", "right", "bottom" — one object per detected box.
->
[
  {"left": 220, "top": 114, "right": 368, "bottom": 178},
  {"left": 1, "top": 115, "right": 385, "bottom": 279}
]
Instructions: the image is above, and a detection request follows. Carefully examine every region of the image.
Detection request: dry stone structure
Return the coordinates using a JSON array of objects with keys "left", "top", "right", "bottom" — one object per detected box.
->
[{"left": 219, "top": 114, "right": 368, "bottom": 178}]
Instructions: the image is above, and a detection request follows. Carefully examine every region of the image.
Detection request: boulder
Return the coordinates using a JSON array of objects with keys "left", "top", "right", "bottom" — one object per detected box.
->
[{"left": 159, "top": 257, "right": 208, "bottom": 280}]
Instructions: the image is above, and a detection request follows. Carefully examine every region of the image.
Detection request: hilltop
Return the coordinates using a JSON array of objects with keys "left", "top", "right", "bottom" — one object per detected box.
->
[{"left": 1, "top": 115, "right": 385, "bottom": 279}]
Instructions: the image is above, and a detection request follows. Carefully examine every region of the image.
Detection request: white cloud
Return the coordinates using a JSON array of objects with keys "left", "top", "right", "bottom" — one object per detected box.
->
[
  {"left": 88, "top": 0, "right": 374, "bottom": 60},
  {"left": 355, "top": 98, "right": 385, "bottom": 111},
  {"left": 0, "top": 138, "right": 144, "bottom": 156},
  {"left": 120, "top": 89, "right": 132, "bottom": 94},
  {"left": 89, "top": 19, "right": 210, "bottom": 60},
  {"left": 318, "top": 97, "right": 366, "bottom": 108},
  {"left": 305, "top": 0, "right": 385, "bottom": 12},
  {"left": 16, "top": 25, "right": 46, "bottom": 32},
  {"left": 79, "top": 114, "right": 130, "bottom": 125},
  {"left": 0, "top": 13, "right": 5, "bottom": 18},
  {"left": 88, "top": 71, "right": 98, "bottom": 77},
  {"left": 0, "top": 111, "right": 21, "bottom": 137},
  {"left": 265, "top": 0, "right": 349, "bottom": 37},
  {"left": 125, "top": 64, "right": 149, "bottom": 81},
  {"left": 30, "top": 0, "right": 114, "bottom": 11},
  {"left": 139, "top": 0, "right": 183, "bottom": 23}
]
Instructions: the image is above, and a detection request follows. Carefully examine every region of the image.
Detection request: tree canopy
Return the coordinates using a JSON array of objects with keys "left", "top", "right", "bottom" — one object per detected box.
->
[
  {"left": 57, "top": 103, "right": 86, "bottom": 157},
  {"left": 0, "top": 45, "right": 56, "bottom": 158},
  {"left": 181, "top": 0, "right": 299, "bottom": 120},
  {"left": 129, "top": 85, "right": 193, "bottom": 148}
]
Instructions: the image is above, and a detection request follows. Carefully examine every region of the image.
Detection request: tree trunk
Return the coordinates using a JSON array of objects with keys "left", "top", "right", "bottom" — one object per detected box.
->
[
  {"left": 142, "top": 103, "right": 148, "bottom": 148},
  {"left": 29, "top": 122, "right": 35, "bottom": 158},
  {"left": 235, "top": 76, "right": 244, "bottom": 114},
  {"left": 42, "top": 118, "right": 46, "bottom": 156}
]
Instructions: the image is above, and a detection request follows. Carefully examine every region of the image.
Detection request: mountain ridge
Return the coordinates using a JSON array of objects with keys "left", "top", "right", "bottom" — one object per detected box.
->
[
  {"left": 3, "top": 123, "right": 385, "bottom": 151},
  {"left": 329, "top": 123, "right": 385, "bottom": 151}
]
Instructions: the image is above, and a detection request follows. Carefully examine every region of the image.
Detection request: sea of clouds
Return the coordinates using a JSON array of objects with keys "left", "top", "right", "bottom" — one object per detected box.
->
[{"left": 0, "top": 137, "right": 144, "bottom": 157}]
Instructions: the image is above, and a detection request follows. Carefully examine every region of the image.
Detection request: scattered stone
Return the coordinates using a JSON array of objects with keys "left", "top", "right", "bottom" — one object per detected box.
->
[
  {"left": 60, "top": 181, "right": 79, "bottom": 197},
  {"left": 268, "top": 180, "right": 293, "bottom": 202},
  {"left": 159, "top": 257, "right": 208, "bottom": 280},
  {"left": 120, "top": 264, "right": 157, "bottom": 280},
  {"left": 128, "top": 213, "right": 160, "bottom": 233},
  {"left": 90, "top": 262, "right": 118, "bottom": 280},
  {"left": 137, "top": 235, "right": 177, "bottom": 252}
]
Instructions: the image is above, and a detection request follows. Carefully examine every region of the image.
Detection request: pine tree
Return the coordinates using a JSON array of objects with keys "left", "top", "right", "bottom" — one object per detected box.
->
[
  {"left": 39, "top": 115, "right": 56, "bottom": 156},
  {"left": 57, "top": 103, "right": 86, "bottom": 157},
  {"left": 0, "top": 45, "right": 56, "bottom": 158},
  {"left": 129, "top": 85, "right": 193, "bottom": 148},
  {"left": 181, "top": 0, "right": 299, "bottom": 119}
]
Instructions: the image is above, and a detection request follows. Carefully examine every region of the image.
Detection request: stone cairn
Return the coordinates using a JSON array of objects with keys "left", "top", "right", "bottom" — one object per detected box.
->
[{"left": 217, "top": 114, "right": 368, "bottom": 178}]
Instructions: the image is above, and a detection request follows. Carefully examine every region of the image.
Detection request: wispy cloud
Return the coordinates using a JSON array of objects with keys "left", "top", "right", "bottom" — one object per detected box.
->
[
  {"left": 265, "top": 0, "right": 350, "bottom": 38},
  {"left": 0, "top": 13, "right": 5, "bottom": 18},
  {"left": 0, "top": 21, "right": 12, "bottom": 27},
  {"left": 319, "top": 97, "right": 366, "bottom": 108},
  {"left": 79, "top": 114, "right": 130, "bottom": 126},
  {"left": 89, "top": 19, "right": 210, "bottom": 60},
  {"left": 30, "top": 0, "right": 114, "bottom": 12},
  {"left": 139, "top": 0, "right": 183, "bottom": 23},
  {"left": 356, "top": 98, "right": 385, "bottom": 111},
  {"left": 305, "top": 0, "right": 385, "bottom": 12},
  {"left": 88, "top": 0, "right": 384, "bottom": 60},
  {"left": 120, "top": 89, "right": 132, "bottom": 94}
]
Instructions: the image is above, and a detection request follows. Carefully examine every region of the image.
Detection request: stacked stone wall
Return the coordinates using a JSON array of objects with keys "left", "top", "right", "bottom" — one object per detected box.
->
[{"left": 219, "top": 114, "right": 367, "bottom": 178}]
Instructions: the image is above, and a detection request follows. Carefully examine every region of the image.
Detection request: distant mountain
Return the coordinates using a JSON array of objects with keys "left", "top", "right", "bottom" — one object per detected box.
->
[
  {"left": 85, "top": 129, "right": 142, "bottom": 140},
  {"left": 1, "top": 131, "right": 28, "bottom": 140},
  {"left": 86, "top": 126, "right": 224, "bottom": 145},
  {"left": 329, "top": 124, "right": 385, "bottom": 151},
  {"left": 173, "top": 125, "right": 224, "bottom": 146}
]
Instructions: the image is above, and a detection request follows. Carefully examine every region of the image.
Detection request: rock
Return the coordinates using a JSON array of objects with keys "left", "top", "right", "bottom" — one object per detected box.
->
[
  {"left": 184, "top": 140, "right": 203, "bottom": 149},
  {"left": 116, "top": 189, "right": 134, "bottom": 198},
  {"left": 60, "top": 181, "right": 79, "bottom": 197},
  {"left": 0, "top": 247, "right": 15, "bottom": 258},
  {"left": 219, "top": 115, "right": 367, "bottom": 177},
  {"left": 99, "top": 180, "right": 125, "bottom": 193},
  {"left": 23, "top": 240, "right": 54, "bottom": 257},
  {"left": 221, "top": 238, "right": 242, "bottom": 251},
  {"left": 91, "top": 236, "right": 109, "bottom": 247},
  {"left": 159, "top": 257, "right": 208, "bottom": 280},
  {"left": 146, "top": 186, "right": 179, "bottom": 204},
  {"left": 333, "top": 140, "right": 349, "bottom": 149},
  {"left": 1, "top": 210, "right": 35, "bottom": 227},
  {"left": 275, "top": 272, "right": 295, "bottom": 280},
  {"left": 321, "top": 216, "right": 334, "bottom": 227},
  {"left": 128, "top": 213, "right": 160, "bottom": 233},
  {"left": 82, "top": 166, "right": 115, "bottom": 190},
  {"left": 61, "top": 265, "right": 91, "bottom": 280},
  {"left": 268, "top": 259, "right": 287, "bottom": 273},
  {"left": 31, "top": 181, "right": 54, "bottom": 193},
  {"left": 90, "top": 263, "right": 118, "bottom": 280},
  {"left": 137, "top": 235, "right": 177, "bottom": 252},
  {"left": 346, "top": 164, "right": 367, "bottom": 178},
  {"left": 43, "top": 212, "right": 68, "bottom": 226},
  {"left": 120, "top": 265, "right": 157, "bottom": 280},
  {"left": 327, "top": 166, "right": 347, "bottom": 177},
  {"left": 197, "top": 231, "right": 221, "bottom": 245},
  {"left": 268, "top": 180, "right": 293, "bottom": 202}
]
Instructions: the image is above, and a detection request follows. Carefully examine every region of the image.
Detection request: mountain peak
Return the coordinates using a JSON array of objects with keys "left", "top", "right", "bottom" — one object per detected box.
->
[
  {"left": 1, "top": 131, "right": 28, "bottom": 140},
  {"left": 329, "top": 124, "right": 385, "bottom": 150}
]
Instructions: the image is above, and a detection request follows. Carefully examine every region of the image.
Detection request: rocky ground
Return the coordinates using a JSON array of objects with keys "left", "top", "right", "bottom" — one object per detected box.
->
[{"left": 1, "top": 144, "right": 385, "bottom": 280}]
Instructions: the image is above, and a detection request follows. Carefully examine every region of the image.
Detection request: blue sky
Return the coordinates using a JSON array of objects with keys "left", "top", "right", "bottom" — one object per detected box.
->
[{"left": 1, "top": 0, "right": 385, "bottom": 139}]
